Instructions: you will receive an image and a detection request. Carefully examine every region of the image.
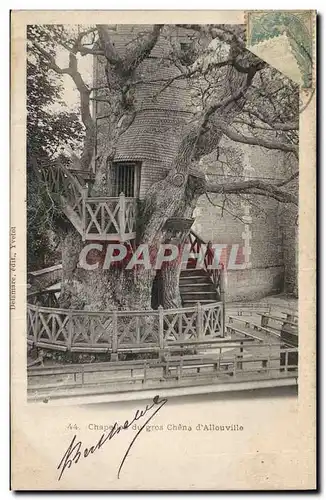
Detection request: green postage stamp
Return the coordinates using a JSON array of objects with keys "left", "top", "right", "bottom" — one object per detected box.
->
[{"left": 247, "top": 10, "right": 315, "bottom": 87}]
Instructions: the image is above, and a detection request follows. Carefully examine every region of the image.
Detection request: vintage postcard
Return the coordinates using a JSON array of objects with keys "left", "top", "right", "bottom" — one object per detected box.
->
[{"left": 11, "top": 10, "right": 316, "bottom": 490}]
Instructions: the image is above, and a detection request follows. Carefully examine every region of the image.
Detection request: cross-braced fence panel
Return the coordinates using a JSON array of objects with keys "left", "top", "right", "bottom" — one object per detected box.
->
[
  {"left": 84, "top": 199, "right": 120, "bottom": 238},
  {"left": 27, "top": 302, "right": 224, "bottom": 353},
  {"left": 202, "top": 305, "right": 222, "bottom": 337},
  {"left": 163, "top": 309, "right": 198, "bottom": 341},
  {"left": 40, "top": 163, "right": 137, "bottom": 241},
  {"left": 117, "top": 313, "right": 159, "bottom": 347}
]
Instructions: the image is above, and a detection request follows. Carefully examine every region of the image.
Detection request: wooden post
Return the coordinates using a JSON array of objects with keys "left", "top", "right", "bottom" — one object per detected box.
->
[
  {"left": 82, "top": 187, "right": 87, "bottom": 241},
  {"left": 261, "top": 314, "right": 269, "bottom": 328},
  {"left": 285, "top": 350, "right": 289, "bottom": 373},
  {"left": 220, "top": 266, "right": 226, "bottom": 337},
  {"left": 100, "top": 203, "right": 105, "bottom": 235},
  {"left": 267, "top": 343, "right": 272, "bottom": 374},
  {"left": 143, "top": 363, "right": 148, "bottom": 384},
  {"left": 196, "top": 301, "right": 204, "bottom": 339},
  {"left": 158, "top": 306, "right": 164, "bottom": 358},
  {"left": 233, "top": 356, "right": 237, "bottom": 377},
  {"left": 111, "top": 310, "right": 118, "bottom": 362},
  {"left": 179, "top": 313, "right": 183, "bottom": 341},
  {"left": 280, "top": 343, "right": 285, "bottom": 372},
  {"left": 34, "top": 306, "right": 39, "bottom": 344},
  {"left": 237, "top": 341, "right": 243, "bottom": 370},
  {"left": 118, "top": 192, "right": 126, "bottom": 238},
  {"left": 136, "top": 316, "right": 141, "bottom": 344},
  {"left": 179, "top": 359, "right": 184, "bottom": 380},
  {"left": 67, "top": 311, "right": 73, "bottom": 351},
  {"left": 81, "top": 365, "right": 85, "bottom": 386}
]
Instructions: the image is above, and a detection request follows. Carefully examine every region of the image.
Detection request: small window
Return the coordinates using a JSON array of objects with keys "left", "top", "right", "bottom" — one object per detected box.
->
[{"left": 111, "top": 161, "right": 141, "bottom": 198}]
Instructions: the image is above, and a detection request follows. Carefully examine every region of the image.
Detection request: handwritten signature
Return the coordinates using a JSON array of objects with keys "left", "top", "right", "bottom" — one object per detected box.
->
[{"left": 57, "top": 394, "right": 168, "bottom": 481}]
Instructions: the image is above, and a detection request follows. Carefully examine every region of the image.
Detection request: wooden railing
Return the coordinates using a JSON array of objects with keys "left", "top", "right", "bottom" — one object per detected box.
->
[
  {"left": 28, "top": 288, "right": 61, "bottom": 308},
  {"left": 27, "top": 301, "right": 224, "bottom": 354},
  {"left": 27, "top": 340, "right": 298, "bottom": 400},
  {"left": 186, "top": 230, "right": 223, "bottom": 293},
  {"left": 28, "top": 264, "right": 63, "bottom": 290},
  {"left": 42, "top": 163, "right": 85, "bottom": 221},
  {"left": 84, "top": 194, "right": 136, "bottom": 241},
  {"left": 40, "top": 164, "right": 137, "bottom": 242}
]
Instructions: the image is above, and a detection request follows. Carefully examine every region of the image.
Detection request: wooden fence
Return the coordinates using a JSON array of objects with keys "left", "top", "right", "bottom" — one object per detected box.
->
[
  {"left": 41, "top": 164, "right": 137, "bottom": 241},
  {"left": 83, "top": 194, "right": 136, "bottom": 241},
  {"left": 27, "top": 301, "right": 224, "bottom": 354},
  {"left": 28, "top": 339, "right": 298, "bottom": 400}
]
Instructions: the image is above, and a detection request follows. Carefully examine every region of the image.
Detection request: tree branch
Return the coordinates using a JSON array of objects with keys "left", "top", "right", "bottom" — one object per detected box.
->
[
  {"left": 220, "top": 125, "right": 299, "bottom": 155},
  {"left": 234, "top": 116, "right": 299, "bottom": 132},
  {"left": 201, "top": 71, "right": 256, "bottom": 131},
  {"left": 32, "top": 41, "right": 71, "bottom": 75},
  {"left": 205, "top": 192, "right": 247, "bottom": 223},
  {"left": 274, "top": 170, "right": 299, "bottom": 186},
  {"left": 97, "top": 24, "right": 121, "bottom": 65},
  {"left": 202, "top": 175, "right": 298, "bottom": 205},
  {"left": 125, "top": 25, "right": 164, "bottom": 72},
  {"left": 244, "top": 109, "right": 299, "bottom": 131},
  {"left": 32, "top": 39, "right": 95, "bottom": 170}
]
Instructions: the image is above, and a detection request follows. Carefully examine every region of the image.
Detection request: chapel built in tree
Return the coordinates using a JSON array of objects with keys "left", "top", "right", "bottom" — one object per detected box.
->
[{"left": 28, "top": 24, "right": 299, "bottom": 314}]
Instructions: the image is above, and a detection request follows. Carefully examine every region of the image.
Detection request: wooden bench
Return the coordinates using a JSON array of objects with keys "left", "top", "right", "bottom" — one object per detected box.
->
[
  {"left": 163, "top": 354, "right": 236, "bottom": 378},
  {"left": 248, "top": 322, "right": 297, "bottom": 348},
  {"left": 225, "top": 324, "right": 264, "bottom": 343},
  {"left": 258, "top": 313, "right": 297, "bottom": 329},
  {"left": 28, "top": 354, "right": 235, "bottom": 389},
  {"left": 225, "top": 305, "right": 271, "bottom": 317},
  {"left": 280, "top": 311, "right": 298, "bottom": 323},
  {"left": 28, "top": 358, "right": 158, "bottom": 384},
  {"left": 28, "top": 374, "right": 146, "bottom": 392},
  {"left": 164, "top": 351, "right": 278, "bottom": 378},
  {"left": 227, "top": 316, "right": 284, "bottom": 340},
  {"left": 228, "top": 315, "right": 252, "bottom": 328},
  {"left": 28, "top": 357, "right": 168, "bottom": 390}
]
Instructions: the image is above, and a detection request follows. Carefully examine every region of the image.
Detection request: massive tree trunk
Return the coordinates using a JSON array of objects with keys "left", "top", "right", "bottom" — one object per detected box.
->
[
  {"left": 54, "top": 25, "right": 262, "bottom": 313},
  {"left": 59, "top": 89, "right": 249, "bottom": 312},
  {"left": 60, "top": 230, "right": 156, "bottom": 311}
]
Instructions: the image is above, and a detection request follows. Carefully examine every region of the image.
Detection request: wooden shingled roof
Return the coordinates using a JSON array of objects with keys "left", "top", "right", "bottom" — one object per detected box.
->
[
  {"left": 114, "top": 110, "right": 190, "bottom": 164},
  {"left": 95, "top": 25, "right": 199, "bottom": 167}
]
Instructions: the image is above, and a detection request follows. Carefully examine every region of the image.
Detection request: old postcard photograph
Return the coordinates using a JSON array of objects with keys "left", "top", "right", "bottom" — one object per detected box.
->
[{"left": 11, "top": 9, "right": 316, "bottom": 490}]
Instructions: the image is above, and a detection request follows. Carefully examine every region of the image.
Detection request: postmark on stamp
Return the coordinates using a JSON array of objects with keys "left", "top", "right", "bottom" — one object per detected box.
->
[{"left": 246, "top": 10, "right": 315, "bottom": 89}]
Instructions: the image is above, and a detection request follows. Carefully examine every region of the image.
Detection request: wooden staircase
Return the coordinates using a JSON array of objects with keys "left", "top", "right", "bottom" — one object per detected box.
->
[
  {"left": 41, "top": 163, "right": 137, "bottom": 242},
  {"left": 180, "top": 231, "right": 223, "bottom": 307},
  {"left": 180, "top": 268, "right": 220, "bottom": 307}
]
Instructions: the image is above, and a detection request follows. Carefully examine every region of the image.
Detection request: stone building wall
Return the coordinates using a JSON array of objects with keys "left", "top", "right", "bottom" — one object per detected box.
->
[{"left": 192, "top": 144, "right": 289, "bottom": 301}]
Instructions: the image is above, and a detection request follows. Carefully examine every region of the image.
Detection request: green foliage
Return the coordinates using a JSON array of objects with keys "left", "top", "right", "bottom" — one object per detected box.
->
[{"left": 27, "top": 25, "right": 83, "bottom": 270}]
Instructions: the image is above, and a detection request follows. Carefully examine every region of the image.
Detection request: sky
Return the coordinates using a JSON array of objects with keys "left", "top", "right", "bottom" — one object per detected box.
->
[{"left": 53, "top": 46, "right": 94, "bottom": 113}]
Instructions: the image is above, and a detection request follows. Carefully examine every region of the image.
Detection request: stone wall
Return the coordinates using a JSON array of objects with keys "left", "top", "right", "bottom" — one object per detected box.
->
[
  {"left": 192, "top": 143, "right": 297, "bottom": 301},
  {"left": 279, "top": 204, "right": 298, "bottom": 296}
]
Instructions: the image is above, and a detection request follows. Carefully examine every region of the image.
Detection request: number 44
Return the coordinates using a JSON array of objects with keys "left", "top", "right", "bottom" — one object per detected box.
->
[{"left": 67, "top": 423, "right": 78, "bottom": 430}]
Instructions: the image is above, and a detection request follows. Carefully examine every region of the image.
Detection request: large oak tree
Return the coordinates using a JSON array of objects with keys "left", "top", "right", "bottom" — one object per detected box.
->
[{"left": 28, "top": 24, "right": 299, "bottom": 311}]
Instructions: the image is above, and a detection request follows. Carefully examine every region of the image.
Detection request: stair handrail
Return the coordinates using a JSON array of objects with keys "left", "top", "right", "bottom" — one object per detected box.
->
[
  {"left": 40, "top": 161, "right": 86, "bottom": 203},
  {"left": 27, "top": 288, "right": 61, "bottom": 308},
  {"left": 188, "top": 229, "right": 224, "bottom": 296},
  {"left": 188, "top": 228, "right": 206, "bottom": 246},
  {"left": 53, "top": 161, "right": 85, "bottom": 195}
]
